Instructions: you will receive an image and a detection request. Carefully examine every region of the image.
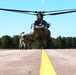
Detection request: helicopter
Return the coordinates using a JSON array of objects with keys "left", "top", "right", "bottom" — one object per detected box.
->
[
  {"left": 0, "top": 8, "right": 76, "bottom": 37},
  {"left": 0, "top": 8, "right": 76, "bottom": 48}
]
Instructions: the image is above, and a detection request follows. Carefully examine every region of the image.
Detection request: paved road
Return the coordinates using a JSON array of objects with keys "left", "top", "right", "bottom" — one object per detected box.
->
[
  {"left": 0, "top": 49, "right": 76, "bottom": 75},
  {"left": 46, "top": 49, "right": 76, "bottom": 75}
]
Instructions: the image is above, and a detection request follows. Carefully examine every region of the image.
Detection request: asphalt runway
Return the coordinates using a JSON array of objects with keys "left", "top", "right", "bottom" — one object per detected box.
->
[{"left": 0, "top": 49, "right": 76, "bottom": 75}]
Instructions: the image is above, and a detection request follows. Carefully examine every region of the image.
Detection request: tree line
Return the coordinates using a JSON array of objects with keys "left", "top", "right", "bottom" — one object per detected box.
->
[{"left": 0, "top": 35, "right": 76, "bottom": 49}]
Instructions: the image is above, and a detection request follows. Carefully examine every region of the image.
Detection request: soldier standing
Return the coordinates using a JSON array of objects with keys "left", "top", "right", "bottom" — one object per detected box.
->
[{"left": 19, "top": 32, "right": 26, "bottom": 49}]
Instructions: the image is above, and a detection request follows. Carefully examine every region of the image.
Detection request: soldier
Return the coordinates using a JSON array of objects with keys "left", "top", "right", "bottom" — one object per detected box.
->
[{"left": 19, "top": 32, "right": 26, "bottom": 49}]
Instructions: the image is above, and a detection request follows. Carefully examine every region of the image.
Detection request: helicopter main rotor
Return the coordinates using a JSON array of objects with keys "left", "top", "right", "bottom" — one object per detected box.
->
[{"left": 0, "top": 8, "right": 76, "bottom": 16}]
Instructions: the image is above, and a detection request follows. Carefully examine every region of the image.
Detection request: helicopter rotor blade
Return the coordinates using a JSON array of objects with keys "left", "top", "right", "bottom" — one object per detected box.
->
[
  {"left": 0, "top": 8, "right": 38, "bottom": 13},
  {"left": 42, "top": 8, "right": 76, "bottom": 13},
  {"left": 24, "top": 13, "right": 36, "bottom": 15},
  {"left": 0, "top": 8, "right": 76, "bottom": 16},
  {"left": 45, "top": 9, "right": 76, "bottom": 15}
]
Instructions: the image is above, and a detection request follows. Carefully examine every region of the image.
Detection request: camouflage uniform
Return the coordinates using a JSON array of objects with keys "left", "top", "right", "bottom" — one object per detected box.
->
[{"left": 19, "top": 32, "right": 25, "bottom": 49}]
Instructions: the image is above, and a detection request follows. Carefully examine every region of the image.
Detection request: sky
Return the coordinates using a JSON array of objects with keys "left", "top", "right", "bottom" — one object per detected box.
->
[{"left": 0, "top": 0, "right": 76, "bottom": 38}]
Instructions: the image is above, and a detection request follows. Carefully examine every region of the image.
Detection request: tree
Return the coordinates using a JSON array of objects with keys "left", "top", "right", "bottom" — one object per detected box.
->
[
  {"left": 66, "top": 37, "right": 72, "bottom": 48},
  {"left": 52, "top": 36, "right": 66, "bottom": 49},
  {"left": 71, "top": 37, "right": 76, "bottom": 48},
  {"left": 13, "top": 35, "right": 19, "bottom": 48},
  {"left": 57, "top": 36, "right": 63, "bottom": 48},
  {"left": 0, "top": 34, "right": 76, "bottom": 49},
  {"left": 0, "top": 38, "right": 2, "bottom": 48},
  {"left": 61, "top": 37, "right": 66, "bottom": 48},
  {"left": 1, "top": 35, "right": 14, "bottom": 49}
]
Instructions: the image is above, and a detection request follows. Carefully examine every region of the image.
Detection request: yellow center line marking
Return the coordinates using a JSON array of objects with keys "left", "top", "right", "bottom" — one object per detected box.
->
[{"left": 40, "top": 49, "right": 57, "bottom": 75}]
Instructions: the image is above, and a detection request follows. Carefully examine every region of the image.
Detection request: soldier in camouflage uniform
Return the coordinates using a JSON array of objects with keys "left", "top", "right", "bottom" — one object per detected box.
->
[{"left": 19, "top": 32, "right": 25, "bottom": 49}]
